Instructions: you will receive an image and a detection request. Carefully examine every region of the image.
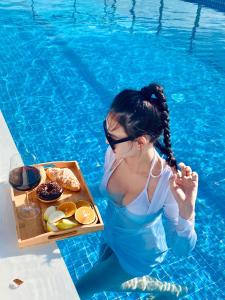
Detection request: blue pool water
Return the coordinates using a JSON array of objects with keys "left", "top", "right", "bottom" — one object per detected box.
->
[{"left": 1, "top": 0, "right": 225, "bottom": 299}]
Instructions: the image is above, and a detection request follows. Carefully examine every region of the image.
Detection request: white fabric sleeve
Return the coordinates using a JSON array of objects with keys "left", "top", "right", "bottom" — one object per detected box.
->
[
  {"left": 163, "top": 186, "right": 195, "bottom": 236},
  {"left": 162, "top": 181, "right": 197, "bottom": 256}
]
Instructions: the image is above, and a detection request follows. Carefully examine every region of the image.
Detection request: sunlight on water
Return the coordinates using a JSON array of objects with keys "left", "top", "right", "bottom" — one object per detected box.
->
[{"left": 0, "top": 0, "right": 225, "bottom": 299}]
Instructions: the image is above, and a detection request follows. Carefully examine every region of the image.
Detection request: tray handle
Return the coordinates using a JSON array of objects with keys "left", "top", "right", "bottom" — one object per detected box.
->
[{"left": 48, "top": 230, "right": 79, "bottom": 240}]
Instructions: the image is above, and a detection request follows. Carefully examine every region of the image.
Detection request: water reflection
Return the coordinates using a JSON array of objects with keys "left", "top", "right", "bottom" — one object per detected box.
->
[
  {"left": 129, "top": 0, "right": 136, "bottom": 34},
  {"left": 28, "top": 0, "right": 219, "bottom": 57},
  {"left": 111, "top": 0, "right": 117, "bottom": 23},
  {"left": 72, "top": 0, "right": 77, "bottom": 22},
  {"left": 103, "top": 0, "right": 108, "bottom": 23},
  {"left": 31, "top": 0, "right": 37, "bottom": 19},
  {"left": 156, "top": 0, "right": 164, "bottom": 35},
  {"left": 189, "top": 4, "right": 202, "bottom": 53}
]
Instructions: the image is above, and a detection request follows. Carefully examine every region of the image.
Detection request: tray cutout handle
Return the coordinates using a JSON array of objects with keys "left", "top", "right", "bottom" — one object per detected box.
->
[{"left": 48, "top": 230, "right": 78, "bottom": 240}]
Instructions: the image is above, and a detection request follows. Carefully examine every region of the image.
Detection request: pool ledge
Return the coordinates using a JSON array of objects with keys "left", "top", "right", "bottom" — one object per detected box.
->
[{"left": 0, "top": 111, "right": 80, "bottom": 300}]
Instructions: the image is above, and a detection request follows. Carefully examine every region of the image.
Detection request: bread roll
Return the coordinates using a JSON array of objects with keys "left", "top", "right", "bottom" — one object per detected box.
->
[{"left": 46, "top": 167, "right": 81, "bottom": 191}]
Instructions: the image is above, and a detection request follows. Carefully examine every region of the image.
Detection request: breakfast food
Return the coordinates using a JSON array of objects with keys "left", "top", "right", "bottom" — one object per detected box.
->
[
  {"left": 56, "top": 219, "right": 79, "bottom": 230},
  {"left": 46, "top": 167, "right": 81, "bottom": 191},
  {"left": 43, "top": 206, "right": 56, "bottom": 221},
  {"left": 57, "top": 202, "right": 76, "bottom": 217},
  {"left": 75, "top": 206, "right": 96, "bottom": 225},
  {"left": 75, "top": 199, "right": 92, "bottom": 209},
  {"left": 48, "top": 210, "right": 65, "bottom": 224},
  {"left": 43, "top": 203, "right": 79, "bottom": 232},
  {"left": 43, "top": 201, "right": 97, "bottom": 232},
  {"left": 36, "top": 181, "right": 63, "bottom": 202},
  {"left": 46, "top": 222, "right": 59, "bottom": 232}
]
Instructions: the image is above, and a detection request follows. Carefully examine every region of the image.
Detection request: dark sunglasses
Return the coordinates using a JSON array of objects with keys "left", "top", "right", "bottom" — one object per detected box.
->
[{"left": 103, "top": 120, "right": 135, "bottom": 150}]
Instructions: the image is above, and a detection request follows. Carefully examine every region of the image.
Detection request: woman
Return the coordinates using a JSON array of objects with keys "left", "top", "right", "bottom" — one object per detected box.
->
[{"left": 76, "top": 83, "right": 198, "bottom": 299}]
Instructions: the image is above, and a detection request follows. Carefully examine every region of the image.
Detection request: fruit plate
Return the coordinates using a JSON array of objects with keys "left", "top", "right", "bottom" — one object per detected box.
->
[{"left": 10, "top": 161, "right": 104, "bottom": 248}]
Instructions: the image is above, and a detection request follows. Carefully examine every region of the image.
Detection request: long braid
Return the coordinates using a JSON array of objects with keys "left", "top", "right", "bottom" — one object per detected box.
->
[{"left": 140, "top": 83, "right": 178, "bottom": 171}]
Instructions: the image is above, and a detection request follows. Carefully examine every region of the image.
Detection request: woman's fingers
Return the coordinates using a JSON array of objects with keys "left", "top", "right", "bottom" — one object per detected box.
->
[
  {"left": 178, "top": 162, "right": 185, "bottom": 169},
  {"left": 185, "top": 166, "right": 192, "bottom": 176},
  {"left": 178, "top": 162, "right": 192, "bottom": 177},
  {"left": 178, "top": 162, "right": 186, "bottom": 177},
  {"left": 191, "top": 171, "right": 198, "bottom": 182}
]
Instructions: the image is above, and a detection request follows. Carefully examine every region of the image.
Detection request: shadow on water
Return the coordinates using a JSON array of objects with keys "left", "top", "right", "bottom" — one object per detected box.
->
[{"left": 28, "top": 2, "right": 113, "bottom": 103}]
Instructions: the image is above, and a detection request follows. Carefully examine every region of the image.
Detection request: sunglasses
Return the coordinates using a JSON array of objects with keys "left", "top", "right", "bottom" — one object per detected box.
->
[{"left": 103, "top": 120, "right": 135, "bottom": 150}]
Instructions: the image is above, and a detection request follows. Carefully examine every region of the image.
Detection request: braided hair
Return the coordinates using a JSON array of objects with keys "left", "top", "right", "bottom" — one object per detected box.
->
[{"left": 109, "top": 82, "right": 178, "bottom": 171}]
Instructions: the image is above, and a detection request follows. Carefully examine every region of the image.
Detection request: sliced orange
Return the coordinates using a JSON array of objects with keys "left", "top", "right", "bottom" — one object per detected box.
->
[
  {"left": 75, "top": 199, "right": 92, "bottom": 209},
  {"left": 57, "top": 201, "right": 76, "bottom": 217},
  {"left": 75, "top": 206, "right": 96, "bottom": 225}
]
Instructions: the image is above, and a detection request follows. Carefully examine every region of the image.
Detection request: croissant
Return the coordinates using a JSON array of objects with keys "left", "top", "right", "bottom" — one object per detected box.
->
[{"left": 46, "top": 167, "right": 81, "bottom": 191}]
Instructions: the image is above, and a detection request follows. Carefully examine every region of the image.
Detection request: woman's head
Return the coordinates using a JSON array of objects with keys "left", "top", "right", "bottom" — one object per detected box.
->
[{"left": 104, "top": 83, "right": 178, "bottom": 170}]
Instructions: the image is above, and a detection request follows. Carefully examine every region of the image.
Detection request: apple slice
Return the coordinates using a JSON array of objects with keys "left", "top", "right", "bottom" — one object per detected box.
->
[
  {"left": 56, "top": 219, "right": 79, "bottom": 230},
  {"left": 43, "top": 206, "right": 56, "bottom": 221},
  {"left": 48, "top": 210, "right": 65, "bottom": 224},
  {"left": 46, "top": 222, "right": 59, "bottom": 232}
]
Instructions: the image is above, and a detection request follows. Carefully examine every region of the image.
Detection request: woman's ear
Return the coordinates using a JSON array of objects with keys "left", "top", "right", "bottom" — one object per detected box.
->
[{"left": 136, "top": 136, "right": 148, "bottom": 149}]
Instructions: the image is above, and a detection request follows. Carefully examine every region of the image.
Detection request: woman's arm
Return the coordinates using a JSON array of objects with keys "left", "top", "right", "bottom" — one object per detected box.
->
[
  {"left": 162, "top": 187, "right": 197, "bottom": 256},
  {"left": 162, "top": 162, "right": 198, "bottom": 256}
]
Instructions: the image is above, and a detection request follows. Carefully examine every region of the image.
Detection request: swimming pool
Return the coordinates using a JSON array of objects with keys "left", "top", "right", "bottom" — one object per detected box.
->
[{"left": 0, "top": 0, "right": 225, "bottom": 299}]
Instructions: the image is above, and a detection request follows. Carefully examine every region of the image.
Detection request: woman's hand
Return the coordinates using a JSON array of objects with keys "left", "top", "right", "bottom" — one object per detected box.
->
[{"left": 169, "top": 162, "right": 198, "bottom": 221}]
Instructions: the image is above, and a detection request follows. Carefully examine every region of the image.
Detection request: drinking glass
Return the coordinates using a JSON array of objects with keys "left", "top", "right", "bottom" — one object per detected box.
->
[{"left": 9, "top": 152, "right": 41, "bottom": 220}]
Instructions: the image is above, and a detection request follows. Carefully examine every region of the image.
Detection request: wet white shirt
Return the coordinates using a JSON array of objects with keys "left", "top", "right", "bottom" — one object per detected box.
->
[{"left": 99, "top": 146, "right": 197, "bottom": 276}]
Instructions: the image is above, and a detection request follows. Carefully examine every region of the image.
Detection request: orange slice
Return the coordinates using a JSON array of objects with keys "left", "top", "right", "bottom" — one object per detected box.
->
[
  {"left": 75, "top": 199, "right": 92, "bottom": 209},
  {"left": 75, "top": 206, "right": 96, "bottom": 225},
  {"left": 57, "top": 201, "right": 76, "bottom": 217}
]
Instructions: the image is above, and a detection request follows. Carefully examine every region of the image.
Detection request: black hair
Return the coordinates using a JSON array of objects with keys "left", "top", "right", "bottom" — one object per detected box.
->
[{"left": 109, "top": 83, "right": 178, "bottom": 171}]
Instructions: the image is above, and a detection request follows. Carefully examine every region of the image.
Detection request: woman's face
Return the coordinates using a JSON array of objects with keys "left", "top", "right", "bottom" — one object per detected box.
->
[{"left": 105, "top": 113, "right": 140, "bottom": 159}]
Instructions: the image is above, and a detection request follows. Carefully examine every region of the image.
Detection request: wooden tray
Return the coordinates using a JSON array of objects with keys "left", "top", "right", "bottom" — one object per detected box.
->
[{"left": 10, "top": 161, "right": 104, "bottom": 248}]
